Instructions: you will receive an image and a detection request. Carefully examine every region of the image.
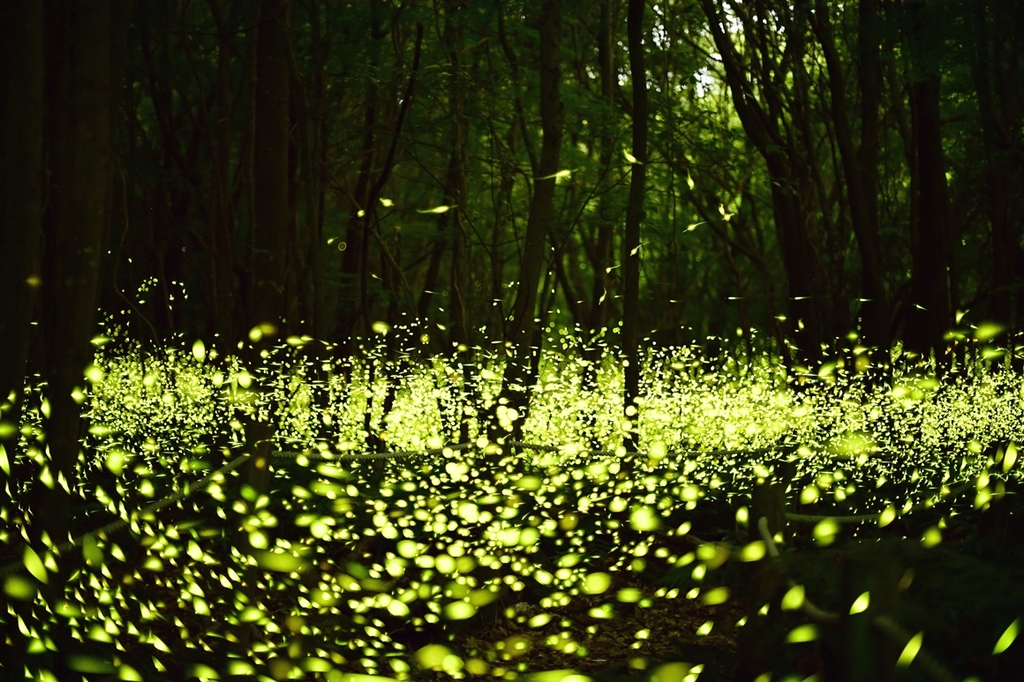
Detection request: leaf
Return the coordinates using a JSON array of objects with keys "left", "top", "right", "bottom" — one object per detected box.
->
[
  {"left": 623, "top": 149, "right": 642, "bottom": 164},
  {"left": 416, "top": 205, "right": 451, "bottom": 214},
  {"left": 687, "top": 173, "right": 695, "bottom": 190}
]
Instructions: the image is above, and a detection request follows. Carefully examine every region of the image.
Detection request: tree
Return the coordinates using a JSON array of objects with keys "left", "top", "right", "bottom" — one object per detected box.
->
[
  {"left": 699, "top": 0, "right": 835, "bottom": 370},
  {"left": 809, "top": 0, "right": 891, "bottom": 366},
  {"left": 622, "top": 0, "right": 649, "bottom": 451},
  {"left": 491, "top": 0, "right": 564, "bottom": 442},
  {"left": 901, "top": 0, "right": 952, "bottom": 367},
  {"left": 36, "top": 0, "right": 131, "bottom": 544},
  {"left": 967, "top": 0, "right": 1024, "bottom": 354},
  {"left": 0, "top": 0, "right": 45, "bottom": 489}
]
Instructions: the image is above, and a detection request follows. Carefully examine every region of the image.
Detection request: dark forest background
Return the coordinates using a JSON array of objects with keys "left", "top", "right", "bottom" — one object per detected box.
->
[{"left": 2, "top": 0, "right": 1024, "bottom": 539}]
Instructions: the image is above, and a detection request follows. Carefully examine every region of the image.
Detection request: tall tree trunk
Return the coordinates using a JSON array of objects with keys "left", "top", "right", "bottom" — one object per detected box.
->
[
  {"left": 699, "top": 0, "right": 829, "bottom": 370},
  {"left": 971, "top": 0, "right": 1024, "bottom": 364},
  {"left": 444, "top": 0, "right": 475, "bottom": 443},
  {"left": 810, "top": 0, "right": 890, "bottom": 368},
  {"left": 251, "top": 0, "right": 290, "bottom": 338},
  {"left": 36, "top": 0, "right": 130, "bottom": 546},
  {"left": 0, "top": 0, "right": 46, "bottom": 485},
  {"left": 580, "top": 0, "right": 618, "bottom": 451},
  {"left": 622, "top": 0, "right": 648, "bottom": 452},
  {"left": 234, "top": 0, "right": 291, "bottom": 656},
  {"left": 207, "top": 0, "right": 240, "bottom": 348},
  {"left": 241, "top": 0, "right": 290, "bottom": 532},
  {"left": 903, "top": 0, "right": 952, "bottom": 369},
  {"left": 491, "top": 0, "right": 563, "bottom": 443}
]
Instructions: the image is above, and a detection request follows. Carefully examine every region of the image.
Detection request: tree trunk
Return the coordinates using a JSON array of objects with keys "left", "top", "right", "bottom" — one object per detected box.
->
[
  {"left": 699, "top": 0, "right": 830, "bottom": 370},
  {"left": 36, "top": 0, "right": 130, "bottom": 546},
  {"left": 0, "top": 0, "right": 46, "bottom": 483},
  {"left": 251, "top": 0, "right": 290, "bottom": 338},
  {"left": 811, "top": 0, "right": 890, "bottom": 367},
  {"left": 903, "top": 0, "right": 952, "bottom": 369},
  {"left": 970, "top": 0, "right": 1024, "bottom": 362},
  {"left": 491, "top": 0, "right": 563, "bottom": 443},
  {"left": 207, "top": 0, "right": 240, "bottom": 348},
  {"left": 622, "top": 0, "right": 648, "bottom": 452}
]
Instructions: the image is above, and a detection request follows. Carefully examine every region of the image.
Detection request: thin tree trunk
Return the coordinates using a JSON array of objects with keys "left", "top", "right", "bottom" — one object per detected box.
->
[
  {"left": 903, "top": 0, "right": 952, "bottom": 370},
  {"left": 0, "top": 0, "right": 45, "bottom": 479},
  {"left": 699, "top": 0, "right": 829, "bottom": 370},
  {"left": 622, "top": 0, "right": 648, "bottom": 452},
  {"left": 810, "top": 0, "right": 890, "bottom": 367},
  {"left": 207, "top": 0, "right": 239, "bottom": 348},
  {"left": 491, "top": 0, "right": 563, "bottom": 443}
]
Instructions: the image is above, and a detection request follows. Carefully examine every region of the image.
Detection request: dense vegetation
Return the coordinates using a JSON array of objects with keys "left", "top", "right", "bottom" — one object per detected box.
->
[
  {"left": 1, "top": 329, "right": 1022, "bottom": 679},
  {"left": 3, "top": 0, "right": 1024, "bottom": 678}
]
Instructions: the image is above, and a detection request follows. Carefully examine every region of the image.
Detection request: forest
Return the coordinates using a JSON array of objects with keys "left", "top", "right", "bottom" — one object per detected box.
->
[{"left": 1, "top": 0, "right": 1024, "bottom": 680}]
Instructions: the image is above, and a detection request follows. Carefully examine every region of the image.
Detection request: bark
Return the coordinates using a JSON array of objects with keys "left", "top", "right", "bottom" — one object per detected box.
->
[
  {"left": 971, "top": 0, "right": 1024, "bottom": 352},
  {"left": 810, "top": 0, "right": 890, "bottom": 364},
  {"left": 251, "top": 0, "right": 290, "bottom": 336},
  {"left": 902, "top": 0, "right": 952, "bottom": 368},
  {"left": 0, "top": 0, "right": 45, "bottom": 475},
  {"left": 699, "top": 0, "right": 830, "bottom": 369},
  {"left": 206, "top": 0, "right": 241, "bottom": 347},
  {"left": 579, "top": 0, "right": 619, "bottom": 451},
  {"left": 38, "top": 0, "right": 131, "bottom": 545},
  {"left": 492, "top": 0, "right": 564, "bottom": 442},
  {"left": 622, "top": 0, "right": 648, "bottom": 452}
]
